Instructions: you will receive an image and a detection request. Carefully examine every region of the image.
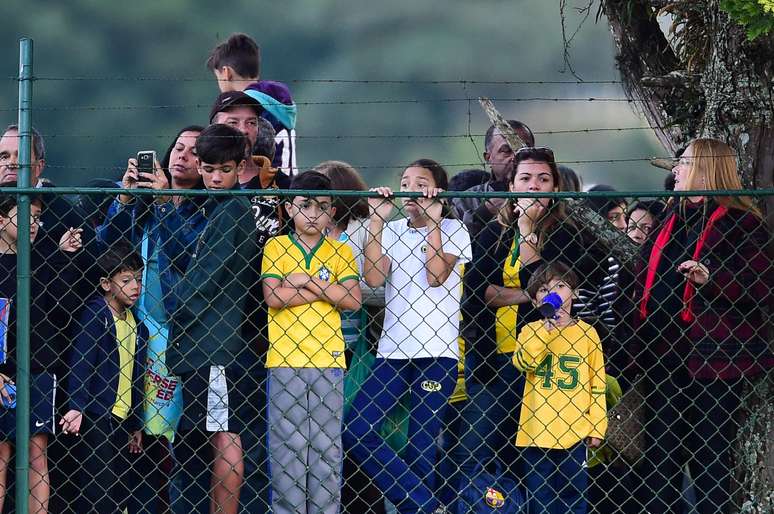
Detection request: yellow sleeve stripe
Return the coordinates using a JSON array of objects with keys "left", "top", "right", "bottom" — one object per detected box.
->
[
  {"left": 514, "top": 351, "right": 532, "bottom": 370},
  {"left": 261, "top": 273, "right": 284, "bottom": 280},
  {"left": 337, "top": 275, "right": 360, "bottom": 283}
]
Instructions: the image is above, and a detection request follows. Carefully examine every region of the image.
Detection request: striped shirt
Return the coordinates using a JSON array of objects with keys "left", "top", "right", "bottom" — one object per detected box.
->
[{"left": 575, "top": 257, "right": 620, "bottom": 329}]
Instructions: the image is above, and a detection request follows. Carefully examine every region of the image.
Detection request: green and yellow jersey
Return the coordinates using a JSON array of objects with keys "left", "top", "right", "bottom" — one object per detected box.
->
[
  {"left": 261, "top": 234, "right": 359, "bottom": 369},
  {"left": 495, "top": 237, "right": 521, "bottom": 353},
  {"left": 513, "top": 319, "right": 607, "bottom": 449}
]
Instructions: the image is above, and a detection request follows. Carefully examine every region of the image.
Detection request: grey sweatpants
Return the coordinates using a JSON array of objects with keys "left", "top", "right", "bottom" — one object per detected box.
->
[{"left": 268, "top": 367, "right": 344, "bottom": 514}]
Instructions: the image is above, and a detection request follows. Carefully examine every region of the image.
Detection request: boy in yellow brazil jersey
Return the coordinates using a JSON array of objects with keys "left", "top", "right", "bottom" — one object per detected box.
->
[
  {"left": 261, "top": 170, "right": 361, "bottom": 514},
  {"left": 512, "top": 261, "right": 607, "bottom": 514}
]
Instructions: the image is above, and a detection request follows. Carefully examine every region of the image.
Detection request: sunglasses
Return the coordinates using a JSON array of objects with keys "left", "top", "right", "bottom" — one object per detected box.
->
[{"left": 514, "top": 146, "right": 556, "bottom": 160}]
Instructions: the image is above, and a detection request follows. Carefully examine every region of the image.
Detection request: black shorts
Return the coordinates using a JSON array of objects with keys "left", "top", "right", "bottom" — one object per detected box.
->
[
  {"left": 0, "top": 372, "right": 57, "bottom": 439},
  {"left": 178, "top": 365, "right": 262, "bottom": 434}
]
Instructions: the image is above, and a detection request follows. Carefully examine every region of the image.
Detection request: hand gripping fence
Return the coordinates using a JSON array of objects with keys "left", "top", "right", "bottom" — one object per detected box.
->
[{"left": 0, "top": 185, "right": 771, "bottom": 514}]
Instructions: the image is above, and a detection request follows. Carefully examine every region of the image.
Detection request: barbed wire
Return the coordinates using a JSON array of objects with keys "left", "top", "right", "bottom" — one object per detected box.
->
[
  {"left": 2, "top": 126, "right": 654, "bottom": 140},
  {"left": 462, "top": 83, "right": 484, "bottom": 168},
  {"left": 2, "top": 97, "right": 640, "bottom": 113},
  {"left": 5, "top": 76, "right": 624, "bottom": 85}
]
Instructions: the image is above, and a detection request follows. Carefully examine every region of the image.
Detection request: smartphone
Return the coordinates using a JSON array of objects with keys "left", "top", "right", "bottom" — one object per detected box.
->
[{"left": 136, "top": 150, "right": 156, "bottom": 185}]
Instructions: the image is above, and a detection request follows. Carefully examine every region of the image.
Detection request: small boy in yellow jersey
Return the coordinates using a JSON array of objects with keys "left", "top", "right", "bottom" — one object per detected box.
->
[
  {"left": 261, "top": 170, "right": 361, "bottom": 514},
  {"left": 512, "top": 261, "right": 607, "bottom": 514},
  {"left": 60, "top": 242, "right": 147, "bottom": 513}
]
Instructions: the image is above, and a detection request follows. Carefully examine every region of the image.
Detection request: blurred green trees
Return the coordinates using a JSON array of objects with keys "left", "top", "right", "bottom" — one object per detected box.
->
[{"left": 1, "top": 0, "right": 665, "bottom": 189}]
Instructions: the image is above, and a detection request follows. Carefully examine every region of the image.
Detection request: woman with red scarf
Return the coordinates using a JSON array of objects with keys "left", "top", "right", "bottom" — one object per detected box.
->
[{"left": 633, "top": 138, "right": 772, "bottom": 513}]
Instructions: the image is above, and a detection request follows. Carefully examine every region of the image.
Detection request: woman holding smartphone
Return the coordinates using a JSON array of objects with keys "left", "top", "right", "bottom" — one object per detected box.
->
[
  {"left": 98, "top": 125, "right": 204, "bottom": 514},
  {"left": 455, "top": 147, "right": 601, "bottom": 501}
]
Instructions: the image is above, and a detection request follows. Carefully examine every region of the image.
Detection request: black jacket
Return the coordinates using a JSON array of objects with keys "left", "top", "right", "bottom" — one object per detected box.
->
[
  {"left": 462, "top": 218, "right": 603, "bottom": 385},
  {"left": 163, "top": 188, "right": 258, "bottom": 374},
  {"left": 0, "top": 246, "right": 78, "bottom": 375}
]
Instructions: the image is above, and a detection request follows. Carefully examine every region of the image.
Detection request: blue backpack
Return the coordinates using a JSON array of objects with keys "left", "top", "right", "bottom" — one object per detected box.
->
[{"left": 455, "top": 463, "right": 525, "bottom": 513}]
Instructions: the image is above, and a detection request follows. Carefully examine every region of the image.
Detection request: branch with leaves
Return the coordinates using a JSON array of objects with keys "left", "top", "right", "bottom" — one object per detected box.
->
[{"left": 720, "top": 0, "right": 774, "bottom": 39}]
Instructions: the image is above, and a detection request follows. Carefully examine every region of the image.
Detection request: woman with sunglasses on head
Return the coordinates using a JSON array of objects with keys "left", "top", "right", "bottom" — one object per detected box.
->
[
  {"left": 454, "top": 147, "right": 602, "bottom": 505},
  {"left": 631, "top": 138, "right": 772, "bottom": 514}
]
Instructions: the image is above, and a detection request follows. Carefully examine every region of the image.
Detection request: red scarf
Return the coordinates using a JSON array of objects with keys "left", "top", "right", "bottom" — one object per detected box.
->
[{"left": 639, "top": 205, "right": 728, "bottom": 323}]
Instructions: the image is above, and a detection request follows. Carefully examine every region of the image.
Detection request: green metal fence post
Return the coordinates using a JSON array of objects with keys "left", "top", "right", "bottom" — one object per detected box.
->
[{"left": 15, "top": 36, "right": 34, "bottom": 514}]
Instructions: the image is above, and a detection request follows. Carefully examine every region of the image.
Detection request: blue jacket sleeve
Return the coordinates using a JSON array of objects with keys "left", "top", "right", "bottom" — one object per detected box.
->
[
  {"left": 97, "top": 199, "right": 146, "bottom": 247},
  {"left": 67, "top": 306, "right": 103, "bottom": 413},
  {"left": 156, "top": 201, "right": 206, "bottom": 279}
]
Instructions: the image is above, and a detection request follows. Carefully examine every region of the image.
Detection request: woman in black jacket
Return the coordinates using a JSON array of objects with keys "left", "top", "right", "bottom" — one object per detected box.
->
[
  {"left": 632, "top": 138, "right": 772, "bottom": 514},
  {"left": 454, "top": 147, "right": 601, "bottom": 499}
]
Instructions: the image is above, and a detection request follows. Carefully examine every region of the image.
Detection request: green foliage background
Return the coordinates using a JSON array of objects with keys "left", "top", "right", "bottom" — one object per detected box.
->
[
  {"left": 720, "top": 0, "right": 774, "bottom": 39},
  {"left": 0, "top": 0, "right": 667, "bottom": 191}
]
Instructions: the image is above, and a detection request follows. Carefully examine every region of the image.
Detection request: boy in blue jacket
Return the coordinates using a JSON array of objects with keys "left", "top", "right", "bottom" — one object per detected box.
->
[{"left": 60, "top": 242, "right": 148, "bottom": 513}]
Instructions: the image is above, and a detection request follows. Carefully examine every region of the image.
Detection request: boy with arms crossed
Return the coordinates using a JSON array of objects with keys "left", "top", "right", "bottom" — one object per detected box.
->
[{"left": 261, "top": 171, "right": 361, "bottom": 514}]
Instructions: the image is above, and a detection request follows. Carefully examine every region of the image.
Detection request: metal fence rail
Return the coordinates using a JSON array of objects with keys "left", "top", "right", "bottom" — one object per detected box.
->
[{"left": 0, "top": 185, "right": 771, "bottom": 514}]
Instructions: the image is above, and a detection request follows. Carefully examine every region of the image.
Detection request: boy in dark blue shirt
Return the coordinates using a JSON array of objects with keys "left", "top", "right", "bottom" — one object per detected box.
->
[
  {"left": 60, "top": 242, "right": 147, "bottom": 513},
  {"left": 161, "top": 124, "right": 258, "bottom": 514},
  {"left": 0, "top": 189, "right": 82, "bottom": 514}
]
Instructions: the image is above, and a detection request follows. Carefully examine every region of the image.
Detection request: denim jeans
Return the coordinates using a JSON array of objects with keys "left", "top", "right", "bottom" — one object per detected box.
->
[
  {"left": 523, "top": 443, "right": 588, "bottom": 514},
  {"left": 343, "top": 357, "right": 457, "bottom": 514},
  {"left": 455, "top": 353, "right": 525, "bottom": 491}
]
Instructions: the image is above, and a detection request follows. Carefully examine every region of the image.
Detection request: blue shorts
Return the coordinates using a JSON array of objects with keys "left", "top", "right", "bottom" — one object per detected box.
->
[{"left": 0, "top": 372, "right": 57, "bottom": 439}]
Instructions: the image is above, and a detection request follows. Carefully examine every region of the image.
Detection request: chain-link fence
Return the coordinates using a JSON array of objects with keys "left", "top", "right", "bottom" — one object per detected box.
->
[{"left": 0, "top": 184, "right": 772, "bottom": 514}]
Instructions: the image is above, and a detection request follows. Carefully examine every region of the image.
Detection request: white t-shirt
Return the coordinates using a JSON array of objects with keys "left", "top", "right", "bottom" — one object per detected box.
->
[{"left": 377, "top": 218, "right": 472, "bottom": 360}]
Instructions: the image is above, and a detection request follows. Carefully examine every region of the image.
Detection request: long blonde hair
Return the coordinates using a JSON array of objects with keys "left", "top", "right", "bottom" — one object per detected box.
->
[{"left": 681, "top": 138, "right": 760, "bottom": 215}]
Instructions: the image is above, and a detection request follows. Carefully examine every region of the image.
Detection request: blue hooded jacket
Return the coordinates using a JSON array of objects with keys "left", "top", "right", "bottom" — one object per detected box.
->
[
  {"left": 97, "top": 196, "right": 207, "bottom": 319},
  {"left": 67, "top": 296, "right": 148, "bottom": 431}
]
